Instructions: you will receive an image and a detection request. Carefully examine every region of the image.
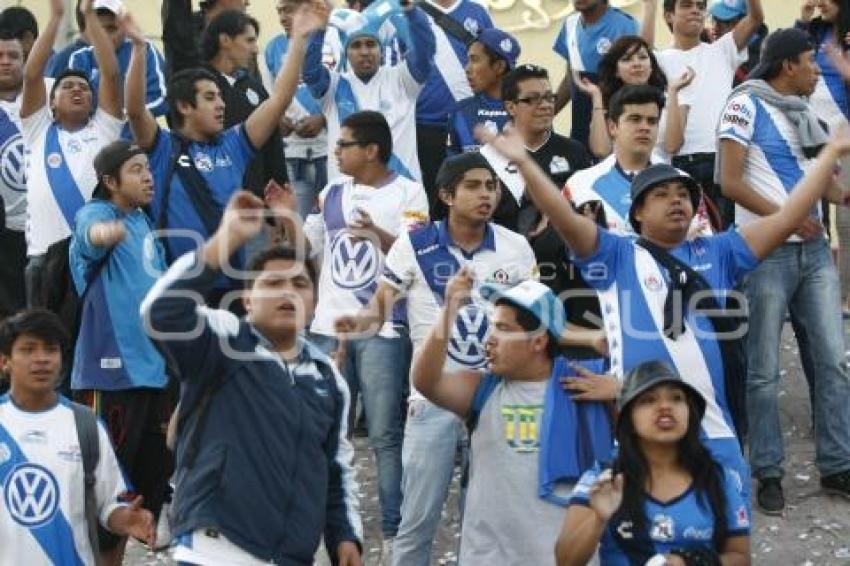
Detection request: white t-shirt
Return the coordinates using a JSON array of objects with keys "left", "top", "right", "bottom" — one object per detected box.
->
[
  {"left": 22, "top": 106, "right": 124, "bottom": 255},
  {"left": 382, "top": 222, "right": 536, "bottom": 399},
  {"left": 0, "top": 396, "right": 127, "bottom": 566},
  {"left": 320, "top": 65, "right": 423, "bottom": 181},
  {"left": 657, "top": 33, "right": 746, "bottom": 156},
  {"left": 305, "top": 173, "right": 429, "bottom": 337}
]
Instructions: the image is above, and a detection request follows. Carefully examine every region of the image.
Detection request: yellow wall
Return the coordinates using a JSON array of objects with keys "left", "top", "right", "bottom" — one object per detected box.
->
[{"left": 13, "top": 0, "right": 802, "bottom": 130}]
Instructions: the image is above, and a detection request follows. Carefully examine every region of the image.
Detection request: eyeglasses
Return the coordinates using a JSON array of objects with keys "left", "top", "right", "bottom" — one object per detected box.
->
[
  {"left": 336, "top": 139, "right": 366, "bottom": 149},
  {"left": 515, "top": 93, "right": 556, "bottom": 106}
]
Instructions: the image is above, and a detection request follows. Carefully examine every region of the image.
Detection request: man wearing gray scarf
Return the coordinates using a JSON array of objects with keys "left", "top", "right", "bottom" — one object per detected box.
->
[{"left": 717, "top": 27, "right": 850, "bottom": 517}]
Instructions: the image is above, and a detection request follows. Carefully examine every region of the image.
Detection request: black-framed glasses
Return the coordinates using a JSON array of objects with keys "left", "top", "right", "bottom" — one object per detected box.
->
[
  {"left": 516, "top": 92, "right": 556, "bottom": 106},
  {"left": 336, "top": 139, "right": 366, "bottom": 149}
]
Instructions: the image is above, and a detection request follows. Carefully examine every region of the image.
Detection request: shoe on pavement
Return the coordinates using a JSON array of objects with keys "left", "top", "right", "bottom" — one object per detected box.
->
[
  {"left": 821, "top": 469, "right": 850, "bottom": 500},
  {"left": 757, "top": 478, "right": 785, "bottom": 516}
]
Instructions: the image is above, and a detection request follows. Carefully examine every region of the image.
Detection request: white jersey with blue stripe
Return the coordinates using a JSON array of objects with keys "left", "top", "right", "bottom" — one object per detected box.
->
[
  {"left": 565, "top": 154, "right": 641, "bottom": 235},
  {"left": 718, "top": 91, "right": 819, "bottom": 238},
  {"left": 305, "top": 174, "right": 429, "bottom": 337},
  {"left": 574, "top": 229, "right": 758, "bottom": 441},
  {"left": 382, "top": 221, "right": 536, "bottom": 399},
  {"left": 552, "top": 7, "right": 637, "bottom": 73},
  {"left": 0, "top": 395, "right": 127, "bottom": 566}
]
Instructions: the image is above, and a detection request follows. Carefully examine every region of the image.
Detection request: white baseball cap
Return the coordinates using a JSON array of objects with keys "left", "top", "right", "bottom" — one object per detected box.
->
[{"left": 93, "top": 0, "right": 124, "bottom": 15}]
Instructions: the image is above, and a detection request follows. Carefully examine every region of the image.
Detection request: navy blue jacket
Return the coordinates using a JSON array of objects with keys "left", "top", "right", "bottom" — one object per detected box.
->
[{"left": 141, "top": 252, "right": 362, "bottom": 564}]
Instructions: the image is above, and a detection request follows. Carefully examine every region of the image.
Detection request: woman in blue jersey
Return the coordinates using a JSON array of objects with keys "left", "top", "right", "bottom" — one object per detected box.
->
[{"left": 555, "top": 360, "right": 751, "bottom": 566}]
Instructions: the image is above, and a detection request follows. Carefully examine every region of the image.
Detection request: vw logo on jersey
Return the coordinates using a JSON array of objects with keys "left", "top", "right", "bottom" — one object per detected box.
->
[
  {"left": 0, "top": 133, "right": 26, "bottom": 192},
  {"left": 4, "top": 463, "right": 60, "bottom": 528},
  {"left": 330, "top": 231, "right": 379, "bottom": 290},
  {"left": 448, "top": 303, "right": 489, "bottom": 368}
]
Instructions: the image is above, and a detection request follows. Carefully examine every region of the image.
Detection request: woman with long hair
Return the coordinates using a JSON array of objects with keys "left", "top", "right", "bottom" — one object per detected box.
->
[
  {"left": 799, "top": 0, "right": 850, "bottom": 315},
  {"left": 574, "top": 36, "right": 692, "bottom": 161},
  {"left": 555, "top": 360, "right": 751, "bottom": 566}
]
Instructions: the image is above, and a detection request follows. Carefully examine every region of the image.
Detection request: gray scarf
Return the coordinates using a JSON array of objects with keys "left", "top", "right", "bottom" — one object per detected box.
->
[{"left": 713, "top": 79, "right": 828, "bottom": 183}]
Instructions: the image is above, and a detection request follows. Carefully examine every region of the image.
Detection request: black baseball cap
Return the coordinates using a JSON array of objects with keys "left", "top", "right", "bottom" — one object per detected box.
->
[
  {"left": 628, "top": 164, "right": 701, "bottom": 233},
  {"left": 434, "top": 152, "right": 496, "bottom": 191},
  {"left": 748, "top": 28, "right": 815, "bottom": 80},
  {"left": 92, "top": 140, "right": 146, "bottom": 199},
  {"left": 616, "top": 360, "right": 706, "bottom": 428}
]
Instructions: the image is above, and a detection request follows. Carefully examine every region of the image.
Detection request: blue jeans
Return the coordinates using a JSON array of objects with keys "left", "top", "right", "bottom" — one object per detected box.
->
[
  {"left": 286, "top": 156, "right": 328, "bottom": 219},
  {"left": 308, "top": 330, "right": 409, "bottom": 537},
  {"left": 744, "top": 239, "right": 850, "bottom": 479},
  {"left": 392, "top": 399, "right": 464, "bottom": 566}
]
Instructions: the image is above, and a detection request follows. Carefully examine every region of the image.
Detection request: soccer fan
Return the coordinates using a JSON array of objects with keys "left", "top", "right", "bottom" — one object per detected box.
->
[
  {"left": 21, "top": 0, "right": 123, "bottom": 304},
  {"left": 67, "top": 0, "right": 169, "bottom": 119},
  {"left": 141, "top": 192, "right": 362, "bottom": 566},
  {"left": 266, "top": 0, "right": 329, "bottom": 219},
  {"left": 557, "top": 361, "right": 751, "bottom": 566},
  {"left": 414, "top": 0, "right": 493, "bottom": 208},
  {"left": 301, "top": 0, "right": 436, "bottom": 181},
  {"left": 477, "top": 118, "right": 850, "bottom": 507},
  {"left": 68, "top": 141, "right": 171, "bottom": 565},
  {"left": 0, "top": 29, "right": 26, "bottom": 318},
  {"left": 0, "top": 309, "right": 154, "bottom": 565},
  {"left": 413, "top": 273, "right": 613, "bottom": 565},
  {"left": 269, "top": 110, "right": 428, "bottom": 557},
  {"left": 552, "top": 0, "right": 638, "bottom": 148},
  {"left": 335, "top": 152, "right": 536, "bottom": 566},
  {"left": 0, "top": 6, "right": 38, "bottom": 60},
  {"left": 709, "top": 0, "right": 767, "bottom": 85},
  {"left": 718, "top": 27, "right": 850, "bottom": 514},
  {"left": 641, "top": 0, "right": 764, "bottom": 228},
  {"left": 446, "top": 28, "right": 519, "bottom": 155},
  {"left": 124, "top": 3, "right": 305, "bottom": 302}
]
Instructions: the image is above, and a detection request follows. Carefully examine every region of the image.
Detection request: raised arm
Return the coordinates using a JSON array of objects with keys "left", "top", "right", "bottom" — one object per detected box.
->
[
  {"left": 477, "top": 126, "right": 600, "bottom": 258},
  {"left": 555, "top": 469, "right": 623, "bottom": 566},
  {"left": 402, "top": 5, "right": 436, "bottom": 84},
  {"left": 731, "top": 0, "right": 764, "bottom": 51},
  {"left": 554, "top": 66, "right": 572, "bottom": 116},
  {"left": 640, "top": 0, "right": 658, "bottom": 47},
  {"left": 577, "top": 79, "right": 612, "bottom": 159},
  {"left": 21, "top": 0, "right": 63, "bottom": 119},
  {"left": 739, "top": 130, "right": 850, "bottom": 260},
  {"left": 83, "top": 0, "right": 122, "bottom": 119},
  {"left": 122, "top": 12, "right": 158, "bottom": 149},
  {"left": 245, "top": 1, "right": 328, "bottom": 150},
  {"left": 663, "top": 67, "right": 694, "bottom": 155},
  {"left": 161, "top": 0, "right": 201, "bottom": 78},
  {"left": 411, "top": 267, "right": 482, "bottom": 418}
]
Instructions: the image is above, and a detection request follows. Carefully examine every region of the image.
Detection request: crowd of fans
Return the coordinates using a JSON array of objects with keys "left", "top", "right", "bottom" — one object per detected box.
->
[{"left": 1, "top": 0, "right": 850, "bottom": 564}]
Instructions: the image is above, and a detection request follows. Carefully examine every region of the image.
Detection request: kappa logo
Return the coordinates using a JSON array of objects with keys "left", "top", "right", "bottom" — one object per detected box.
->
[
  {"left": 448, "top": 303, "right": 489, "bottom": 368},
  {"left": 0, "top": 133, "right": 26, "bottom": 192},
  {"left": 330, "top": 232, "right": 379, "bottom": 290},
  {"left": 4, "top": 463, "right": 60, "bottom": 527}
]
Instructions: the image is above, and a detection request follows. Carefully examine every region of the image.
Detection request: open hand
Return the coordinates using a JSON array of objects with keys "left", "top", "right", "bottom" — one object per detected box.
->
[
  {"left": 445, "top": 265, "right": 474, "bottom": 309},
  {"left": 670, "top": 66, "right": 695, "bottom": 93},
  {"left": 293, "top": 0, "right": 331, "bottom": 39},
  {"left": 120, "top": 11, "right": 146, "bottom": 45},
  {"left": 123, "top": 496, "right": 156, "bottom": 549},
  {"left": 561, "top": 365, "right": 619, "bottom": 401},
  {"left": 589, "top": 468, "right": 624, "bottom": 522},
  {"left": 337, "top": 541, "right": 363, "bottom": 566},
  {"left": 475, "top": 124, "right": 529, "bottom": 165},
  {"left": 221, "top": 191, "right": 267, "bottom": 247}
]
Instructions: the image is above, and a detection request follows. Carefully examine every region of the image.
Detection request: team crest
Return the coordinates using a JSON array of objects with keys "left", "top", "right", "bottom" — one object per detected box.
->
[
  {"left": 549, "top": 156, "right": 571, "bottom": 175},
  {"left": 736, "top": 505, "right": 750, "bottom": 528},
  {"left": 46, "top": 152, "right": 62, "bottom": 169},
  {"left": 650, "top": 514, "right": 675, "bottom": 542},
  {"left": 643, "top": 274, "right": 663, "bottom": 292},
  {"left": 463, "top": 17, "right": 480, "bottom": 35},
  {"left": 500, "top": 38, "right": 513, "bottom": 53},
  {"left": 492, "top": 269, "right": 510, "bottom": 284},
  {"left": 194, "top": 153, "right": 213, "bottom": 172},
  {"left": 597, "top": 37, "right": 612, "bottom": 55}
]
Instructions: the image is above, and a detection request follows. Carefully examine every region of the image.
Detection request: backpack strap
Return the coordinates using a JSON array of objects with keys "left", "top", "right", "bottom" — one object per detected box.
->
[
  {"left": 70, "top": 401, "right": 101, "bottom": 563},
  {"left": 417, "top": 1, "right": 476, "bottom": 47},
  {"left": 466, "top": 373, "right": 501, "bottom": 435}
]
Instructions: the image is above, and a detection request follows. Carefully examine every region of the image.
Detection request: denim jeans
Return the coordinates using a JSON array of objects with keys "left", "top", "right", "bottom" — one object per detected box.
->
[
  {"left": 392, "top": 399, "right": 464, "bottom": 566},
  {"left": 286, "top": 156, "right": 328, "bottom": 220},
  {"left": 308, "top": 330, "right": 409, "bottom": 537},
  {"left": 744, "top": 239, "right": 850, "bottom": 479}
]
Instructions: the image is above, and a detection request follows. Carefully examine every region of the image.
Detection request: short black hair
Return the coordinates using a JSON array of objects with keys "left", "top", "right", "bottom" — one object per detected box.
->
[
  {"left": 0, "top": 7, "right": 37, "bottom": 41},
  {"left": 501, "top": 63, "right": 549, "bottom": 102},
  {"left": 0, "top": 26, "right": 22, "bottom": 44},
  {"left": 201, "top": 10, "right": 259, "bottom": 61},
  {"left": 341, "top": 110, "right": 392, "bottom": 164},
  {"left": 495, "top": 298, "right": 560, "bottom": 360},
  {"left": 607, "top": 84, "right": 665, "bottom": 123},
  {"left": 167, "top": 68, "right": 220, "bottom": 129},
  {"left": 760, "top": 53, "right": 804, "bottom": 81},
  {"left": 0, "top": 309, "right": 69, "bottom": 356},
  {"left": 50, "top": 69, "right": 93, "bottom": 102},
  {"left": 245, "top": 245, "right": 317, "bottom": 289}
]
